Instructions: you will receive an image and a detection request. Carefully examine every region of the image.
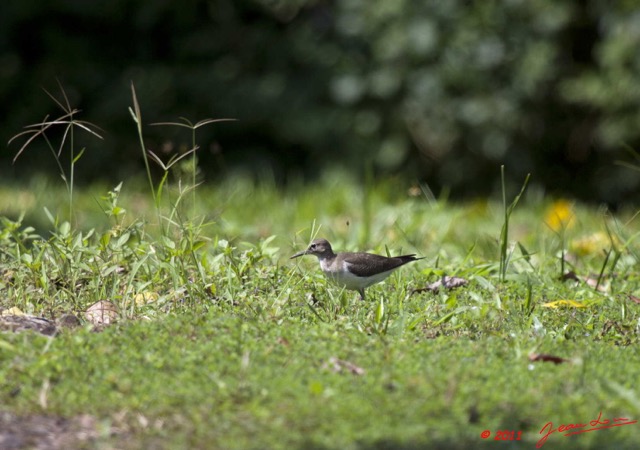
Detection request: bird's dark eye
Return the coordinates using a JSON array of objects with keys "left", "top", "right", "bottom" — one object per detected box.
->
[{"left": 310, "top": 244, "right": 316, "bottom": 250}]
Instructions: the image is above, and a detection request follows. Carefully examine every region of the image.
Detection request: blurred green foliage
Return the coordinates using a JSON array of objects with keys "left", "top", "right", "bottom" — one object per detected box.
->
[{"left": 1, "top": 0, "right": 640, "bottom": 203}]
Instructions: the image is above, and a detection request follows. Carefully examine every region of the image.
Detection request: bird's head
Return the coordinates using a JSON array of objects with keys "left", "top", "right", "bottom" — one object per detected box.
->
[{"left": 290, "top": 238, "right": 334, "bottom": 260}]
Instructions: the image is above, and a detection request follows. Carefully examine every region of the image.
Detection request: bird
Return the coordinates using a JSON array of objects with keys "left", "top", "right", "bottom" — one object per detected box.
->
[{"left": 290, "top": 238, "right": 423, "bottom": 300}]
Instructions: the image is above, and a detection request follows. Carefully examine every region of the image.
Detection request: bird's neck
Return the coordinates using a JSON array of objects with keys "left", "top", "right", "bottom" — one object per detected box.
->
[{"left": 318, "top": 253, "right": 339, "bottom": 271}]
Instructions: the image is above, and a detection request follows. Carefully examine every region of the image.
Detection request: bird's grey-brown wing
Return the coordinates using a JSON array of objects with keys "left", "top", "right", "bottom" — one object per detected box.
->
[{"left": 342, "top": 252, "right": 421, "bottom": 277}]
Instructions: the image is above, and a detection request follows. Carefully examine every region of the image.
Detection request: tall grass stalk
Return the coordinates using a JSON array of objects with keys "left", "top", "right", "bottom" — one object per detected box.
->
[
  {"left": 128, "top": 83, "right": 157, "bottom": 211},
  {"left": 498, "top": 166, "right": 530, "bottom": 282},
  {"left": 9, "top": 81, "right": 103, "bottom": 222},
  {"left": 151, "top": 117, "right": 236, "bottom": 217}
]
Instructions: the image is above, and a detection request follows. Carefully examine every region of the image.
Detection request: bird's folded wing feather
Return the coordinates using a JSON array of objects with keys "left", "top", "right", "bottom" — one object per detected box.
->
[{"left": 342, "top": 253, "right": 419, "bottom": 277}]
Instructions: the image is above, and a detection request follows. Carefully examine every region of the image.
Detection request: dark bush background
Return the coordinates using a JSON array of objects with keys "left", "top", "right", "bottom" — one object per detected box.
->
[{"left": 2, "top": 0, "right": 640, "bottom": 203}]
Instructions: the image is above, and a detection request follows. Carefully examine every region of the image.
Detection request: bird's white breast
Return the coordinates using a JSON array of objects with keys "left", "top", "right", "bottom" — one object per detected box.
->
[{"left": 319, "top": 258, "right": 394, "bottom": 290}]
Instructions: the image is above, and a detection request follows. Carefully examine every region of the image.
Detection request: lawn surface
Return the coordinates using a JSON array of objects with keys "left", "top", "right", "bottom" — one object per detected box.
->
[{"left": 1, "top": 175, "right": 639, "bottom": 449}]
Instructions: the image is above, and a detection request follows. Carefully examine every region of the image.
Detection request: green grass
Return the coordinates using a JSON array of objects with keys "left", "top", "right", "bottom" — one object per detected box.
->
[
  {"left": 1, "top": 173, "right": 640, "bottom": 449},
  {"left": 1, "top": 84, "right": 639, "bottom": 448}
]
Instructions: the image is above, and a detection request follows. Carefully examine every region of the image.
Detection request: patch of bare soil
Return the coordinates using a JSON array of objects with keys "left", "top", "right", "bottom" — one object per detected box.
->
[{"left": 0, "top": 412, "right": 103, "bottom": 449}]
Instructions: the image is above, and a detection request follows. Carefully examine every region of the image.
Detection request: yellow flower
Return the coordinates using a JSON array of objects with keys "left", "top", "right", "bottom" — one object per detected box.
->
[
  {"left": 571, "top": 232, "right": 619, "bottom": 256},
  {"left": 544, "top": 200, "right": 575, "bottom": 232}
]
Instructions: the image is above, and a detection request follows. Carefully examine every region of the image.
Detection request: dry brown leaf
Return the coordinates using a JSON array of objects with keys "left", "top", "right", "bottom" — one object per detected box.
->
[
  {"left": 561, "top": 271, "right": 609, "bottom": 292},
  {"left": 528, "top": 353, "right": 569, "bottom": 365},
  {"left": 85, "top": 301, "right": 118, "bottom": 325},
  {"left": 560, "top": 271, "right": 579, "bottom": 282},
  {"left": 1, "top": 307, "right": 25, "bottom": 316},
  {"left": 413, "top": 276, "right": 468, "bottom": 294},
  {"left": 131, "top": 291, "right": 159, "bottom": 307},
  {"left": 323, "top": 357, "right": 365, "bottom": 376},
  {"left": 627, "top": 294, "right": 640, "bottom": 304}
]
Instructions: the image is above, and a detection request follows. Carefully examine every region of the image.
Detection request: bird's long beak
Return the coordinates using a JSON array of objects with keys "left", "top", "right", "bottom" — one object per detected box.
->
[{"left": 290, "top": 249, "right": 308, "bottom": 259}]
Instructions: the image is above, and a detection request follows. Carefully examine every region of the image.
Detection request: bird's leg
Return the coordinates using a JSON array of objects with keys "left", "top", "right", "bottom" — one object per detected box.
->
[{"left": 358, "top": 289, "right": 366, "bottom": 301}]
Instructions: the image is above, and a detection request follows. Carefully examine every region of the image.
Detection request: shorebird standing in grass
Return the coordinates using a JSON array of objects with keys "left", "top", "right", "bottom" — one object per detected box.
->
[{"left": 291, "top": 238, "right": 423, "bottom": 300}]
